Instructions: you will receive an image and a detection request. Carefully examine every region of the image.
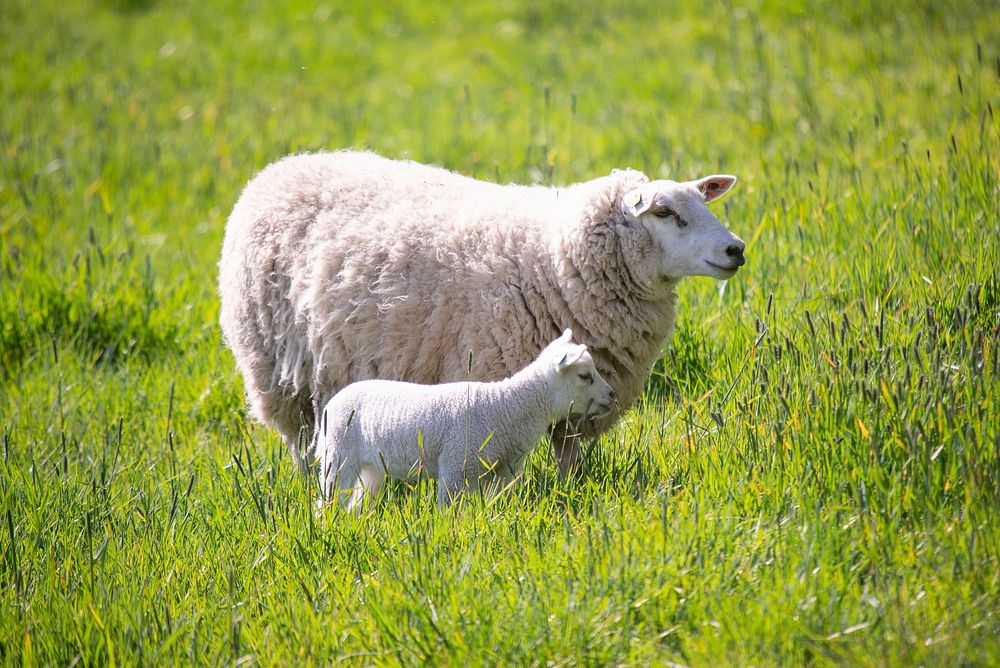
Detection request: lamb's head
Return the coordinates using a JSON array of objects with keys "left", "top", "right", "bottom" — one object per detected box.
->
[
  {"left": 540, "top": 329, "right": 615, "bottom": 420},
  {"left": 620, "top": 175, "right": 745, "bottom": 281}
]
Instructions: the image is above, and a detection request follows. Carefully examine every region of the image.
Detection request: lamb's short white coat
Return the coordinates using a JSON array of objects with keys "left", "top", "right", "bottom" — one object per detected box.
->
[
  {"left": 219, "top": 150, "right": 745, "bottom": 474},
  {"left": 315, "top": 330, "right": 614, "bottom": 508}
]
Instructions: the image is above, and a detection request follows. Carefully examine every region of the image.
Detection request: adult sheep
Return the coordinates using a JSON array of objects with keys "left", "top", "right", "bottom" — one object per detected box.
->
[{"left": 219, "top": 150, "right": 746, "bottom": 474}]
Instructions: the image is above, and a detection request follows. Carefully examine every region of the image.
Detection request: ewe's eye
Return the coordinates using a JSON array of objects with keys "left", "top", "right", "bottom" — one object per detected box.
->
[
  {"left": 654, "top": 207, "right": 688, "bottom": 228},
  {"left": 578, "top": 372, "right": 593, "bottom": 384}
]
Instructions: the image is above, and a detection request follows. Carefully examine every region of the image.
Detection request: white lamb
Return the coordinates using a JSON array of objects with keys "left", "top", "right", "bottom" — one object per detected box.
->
[
  {"left": 219, "top": 150, "right": 745, "bottom": 475},
  {"left": 315, "top": 329, "right": 614, "bottom": 509}
]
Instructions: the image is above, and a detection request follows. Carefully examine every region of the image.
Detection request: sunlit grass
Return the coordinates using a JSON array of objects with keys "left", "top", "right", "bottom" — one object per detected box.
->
[{"left": 1, "top": 0, "right": 998, "bottom": 664}]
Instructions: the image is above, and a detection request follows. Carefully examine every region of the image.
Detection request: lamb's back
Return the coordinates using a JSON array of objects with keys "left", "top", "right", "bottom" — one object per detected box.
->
[{"left": 328, "top": 378, "right": 496, "bottom": 477}]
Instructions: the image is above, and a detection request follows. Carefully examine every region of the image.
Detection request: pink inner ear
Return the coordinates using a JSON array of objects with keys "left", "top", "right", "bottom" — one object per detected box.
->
[
  {"left": 702, "top": 179, "right": 725, "bottom": 195},
  {"left": 699, "top": 176, "right": 735, "bottom": 201}
]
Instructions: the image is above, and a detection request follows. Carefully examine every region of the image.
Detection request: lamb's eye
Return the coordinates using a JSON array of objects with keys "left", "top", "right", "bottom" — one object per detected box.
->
[
  {"left": 653, "top": 208, "right": 675, "bottom": 219},
  {"left": 578, "top": 372, "right": 593, "bottom": 383}
]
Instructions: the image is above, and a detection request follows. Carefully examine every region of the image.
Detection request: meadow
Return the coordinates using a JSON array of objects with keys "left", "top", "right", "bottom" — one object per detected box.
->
[{"left": 1, "top": 0, "right": 998, "bottom": 664}]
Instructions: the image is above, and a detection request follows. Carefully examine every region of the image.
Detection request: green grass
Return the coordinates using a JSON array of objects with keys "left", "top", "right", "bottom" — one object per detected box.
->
[{"left": 2, "top": 0, "right": 998, "bottom": 664}]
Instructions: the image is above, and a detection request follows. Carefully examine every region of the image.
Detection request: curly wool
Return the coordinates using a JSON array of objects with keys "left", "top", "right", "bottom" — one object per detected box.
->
[{"left": 219, "top": 151, "right": 680, "bottom": 462}]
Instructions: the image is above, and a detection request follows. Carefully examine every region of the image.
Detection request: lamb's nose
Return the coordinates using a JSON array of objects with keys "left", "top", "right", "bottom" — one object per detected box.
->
[{"left": 726, "top": 243, "right": 746, "bottom": 266}]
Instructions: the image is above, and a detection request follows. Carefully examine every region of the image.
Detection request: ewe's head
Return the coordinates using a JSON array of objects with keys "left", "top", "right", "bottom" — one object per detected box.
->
[
  {"left": 541, "top": 329, "right": 615, "bottom": 420},
  {"left": 619, "top": 175, "right": 745, "bottom": 281}
]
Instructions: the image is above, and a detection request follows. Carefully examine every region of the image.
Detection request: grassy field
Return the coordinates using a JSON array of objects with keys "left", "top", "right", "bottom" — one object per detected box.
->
[{"left": 2, "top": 0, "right": 998, "bottom": 664}]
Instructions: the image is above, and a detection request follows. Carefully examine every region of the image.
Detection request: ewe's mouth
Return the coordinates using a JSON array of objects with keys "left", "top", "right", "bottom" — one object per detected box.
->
[{"left": 705, "top": 260, "right": 741, "bottom": 276}]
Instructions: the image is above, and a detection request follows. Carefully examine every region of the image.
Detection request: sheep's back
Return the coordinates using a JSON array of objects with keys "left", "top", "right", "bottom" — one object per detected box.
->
[
  {"left": 221, "top": 151, "right": 670, "bottom": 445},
  {"left": 228, "top": 152, "right": 564, "bottom": 408}
]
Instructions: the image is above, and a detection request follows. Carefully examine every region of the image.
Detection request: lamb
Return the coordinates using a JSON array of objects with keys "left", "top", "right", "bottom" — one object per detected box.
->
[
  {"left": 218, "top": 150, "right": 746, "bottom": 475},
  {"left": 315, "top": 329, "right": 615, "bottom": 509}
]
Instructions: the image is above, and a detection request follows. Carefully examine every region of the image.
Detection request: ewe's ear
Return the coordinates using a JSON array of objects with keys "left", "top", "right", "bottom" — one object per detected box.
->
[
  {"left": 620, "top": 188, "right": 653, "bottom": 220},
  {"left": 692, "top": 175, "right": 737, "bottom": 203}
]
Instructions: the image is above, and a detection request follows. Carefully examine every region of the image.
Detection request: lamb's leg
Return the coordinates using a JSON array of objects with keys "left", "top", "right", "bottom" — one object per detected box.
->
[
  {"left": 317, "top": 447, "right": 361, "bottom": 512},
  {"left": 316, "top": 470, "right": 360, "bottom": 514},
  {"left": 550, "top": 420, "right": 583, "bottom": 479},
  {"left": 345, "top": 466, "right": 386, "bottom": 513},
  {"left": 437, "top": 468, "right": 468, "bottom": 508},
  {"left": 342, "top": 470, "right": 370, "bottom": 513}
]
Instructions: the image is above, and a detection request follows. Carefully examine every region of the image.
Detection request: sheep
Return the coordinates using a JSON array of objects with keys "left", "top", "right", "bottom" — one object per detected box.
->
[
  {"left": 218, "top": 150, "right": 745, "bottom": 474},
  {"left": 315, "top": 329, "right": 615, "bottom": 509}
]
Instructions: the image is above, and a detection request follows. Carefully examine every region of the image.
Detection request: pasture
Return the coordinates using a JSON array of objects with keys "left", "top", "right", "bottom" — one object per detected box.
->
[{"left": 1, "top": 0, "right": 998, "bottom": 664}]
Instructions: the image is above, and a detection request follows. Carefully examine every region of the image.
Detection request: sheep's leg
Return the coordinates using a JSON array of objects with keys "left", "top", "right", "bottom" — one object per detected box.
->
[
  {"left": 550, "top": 420, "right": 583, "bottom": 478},
  {"left": 479, "top": 471, "right": 511, "bottom": 501},
  {"left": 278, "top": 402, "right": 316, "bottom": 472},
  {"left": 495, "top": 460, "right": 523, "bottom": 496},
  {"left": 477, "top": 459, "right": 519, "bottom": 500}
]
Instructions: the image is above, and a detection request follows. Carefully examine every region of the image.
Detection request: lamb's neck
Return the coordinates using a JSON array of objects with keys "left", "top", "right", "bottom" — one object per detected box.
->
[{"left": 476, "top": 367, "right": 559, "bottom": 452}]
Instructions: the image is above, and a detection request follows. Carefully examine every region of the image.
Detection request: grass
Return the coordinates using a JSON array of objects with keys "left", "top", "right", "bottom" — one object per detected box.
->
[{"left": 1, "top": 0, "right": 998, "bottom": 664}]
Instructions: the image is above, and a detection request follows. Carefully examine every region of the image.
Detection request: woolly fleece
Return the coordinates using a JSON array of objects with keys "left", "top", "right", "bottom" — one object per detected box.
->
[{"left": 219, "top": 150, "right": 741, "bottom": 469}]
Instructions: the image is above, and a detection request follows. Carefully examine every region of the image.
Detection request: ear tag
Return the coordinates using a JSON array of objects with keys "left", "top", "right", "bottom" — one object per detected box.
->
[{"left": 624, "top": 191, "right": 641, "bottom": 208}]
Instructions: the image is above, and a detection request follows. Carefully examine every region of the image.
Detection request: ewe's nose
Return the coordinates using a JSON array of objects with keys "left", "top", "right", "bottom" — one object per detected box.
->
[{"left": 726, "top": 242, "right": 746, "bottom": 266}]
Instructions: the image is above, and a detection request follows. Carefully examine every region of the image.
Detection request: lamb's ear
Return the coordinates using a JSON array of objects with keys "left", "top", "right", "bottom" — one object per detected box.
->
[
  {"left": 555, "top": 345, "right": 586, "bottom": 372},
  {"left": 620, "top": 188, "right": 653, "bottom": 220},
  {"left": 691, "top": 175, "right": 737, "bottom": 203},
  {"left": 558, "top": 328, "right": 573, "bottom": 344},
  {"left": 555, "top": 352, "right": 570, "bottom": 371}
]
